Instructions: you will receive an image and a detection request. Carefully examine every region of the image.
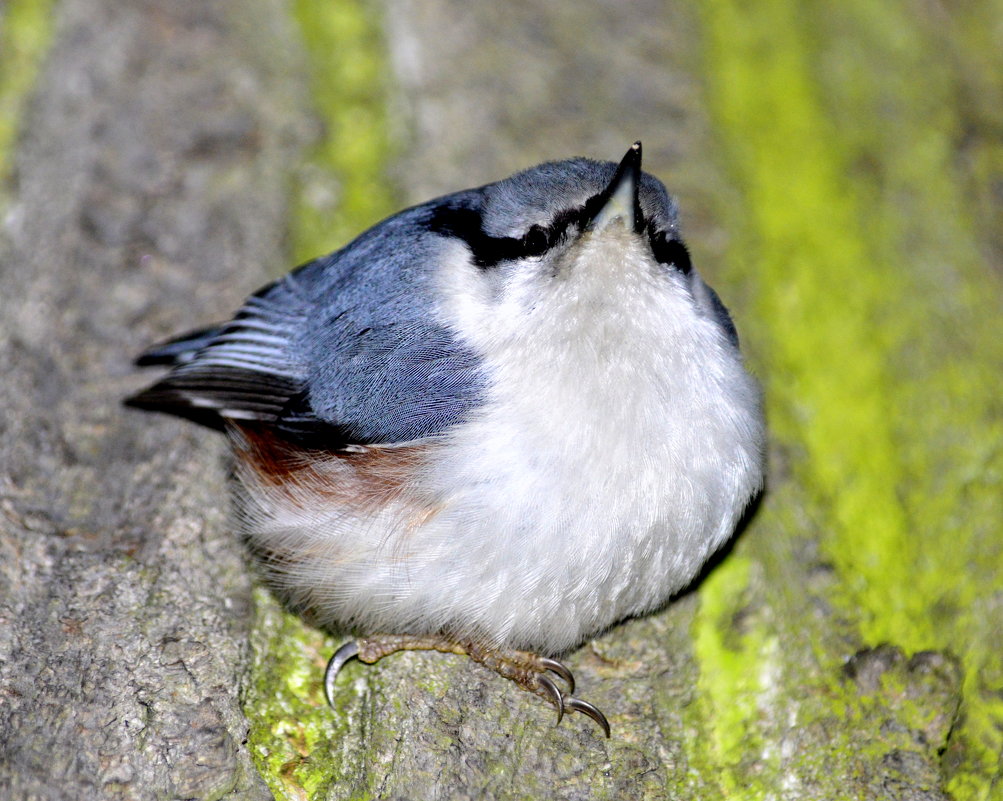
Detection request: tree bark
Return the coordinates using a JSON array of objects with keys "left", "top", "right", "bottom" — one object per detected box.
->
[
  {"left": 0, "top": 1, "right": 309, "bottom": 798},
  {"left": 2, "top": 0, "right": 1000, "bottom": 799}
]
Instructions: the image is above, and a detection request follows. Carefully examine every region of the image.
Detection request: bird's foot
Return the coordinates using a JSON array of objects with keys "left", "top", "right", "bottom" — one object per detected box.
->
[{"left": 324, "top": 634, "right": 610, "bottom": 738}]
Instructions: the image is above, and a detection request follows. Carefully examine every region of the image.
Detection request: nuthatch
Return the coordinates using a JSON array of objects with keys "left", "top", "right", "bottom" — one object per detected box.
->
[{"left": 128, "top": 142, "right": 766, "bottom": 737}]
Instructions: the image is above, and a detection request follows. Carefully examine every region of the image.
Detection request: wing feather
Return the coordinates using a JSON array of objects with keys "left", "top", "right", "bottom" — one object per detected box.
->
[{"left": 128, "top": 223, "right": 486, "bottom": 446}]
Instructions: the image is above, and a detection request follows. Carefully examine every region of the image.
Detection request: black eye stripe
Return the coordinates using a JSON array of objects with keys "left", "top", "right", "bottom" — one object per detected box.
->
[
  {"left": 550, "top": 206, "right": 587, "bottom": 234},
  {"left": 424, "top": 206, "right": 518, "bottom": 268},
  {"left": 426, "top": 206, "right": 571, "bottom": 268},
  {"left": 649, "top": 230, "right": 692, "bottom": 274},
  {"left": 521, "top": 224, "right": 550, "bottom": 256},
  {"left": 424, "top": 201, "right": 688, "bottom": 273}
]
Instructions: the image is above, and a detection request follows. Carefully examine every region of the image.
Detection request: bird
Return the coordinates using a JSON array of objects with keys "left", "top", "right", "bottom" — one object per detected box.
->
[{"left": 126, "top": 142, "right": 766, "bottom": 737}]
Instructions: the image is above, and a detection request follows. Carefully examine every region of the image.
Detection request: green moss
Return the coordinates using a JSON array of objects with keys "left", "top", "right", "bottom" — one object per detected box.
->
[
  {"left": 691, "top": 555, "right": 777, "bottom": 797},
  {"left": 0, "top": 0, "right": 57, "bottom": 184},
  {"left": 697, "top": 0, "right": 1003, "bottom": 796},
  {"left": 287, "top": 0, "right": 398, "bottom": 266},
  {"left": 243, "top": 588, "right": 378, "bottom": 800}
]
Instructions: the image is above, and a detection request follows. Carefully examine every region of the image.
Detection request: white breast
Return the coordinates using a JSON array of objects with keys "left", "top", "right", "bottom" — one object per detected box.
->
[{"left": 413, "top": 234, "right": 764, "bottom": 650}]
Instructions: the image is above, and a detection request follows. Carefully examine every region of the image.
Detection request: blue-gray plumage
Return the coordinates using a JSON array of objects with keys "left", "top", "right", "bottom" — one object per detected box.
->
[
  {"left": 127, "top": 143, "right": 766, "bottom": 737},
  {"left": 130, "top": 204, "right": 488, "bottom": 444}
]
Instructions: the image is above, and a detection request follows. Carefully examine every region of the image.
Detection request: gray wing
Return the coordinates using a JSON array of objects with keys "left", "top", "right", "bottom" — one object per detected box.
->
[{"left": 127, "top": 215, "right": 486, "bottom": 447}]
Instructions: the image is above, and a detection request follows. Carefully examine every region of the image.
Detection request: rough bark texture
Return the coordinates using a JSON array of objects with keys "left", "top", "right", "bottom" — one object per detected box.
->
[
  {"left": 0, "top": 1, "right": 309, "bottom": 798},
  {"left": 1, "top": 0, "right": 1000, "bottom": 799}
]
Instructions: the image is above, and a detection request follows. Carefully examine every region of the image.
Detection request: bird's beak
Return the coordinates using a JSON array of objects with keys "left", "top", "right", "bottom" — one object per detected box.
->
[{"left": 588, "top": 141, "right": 643, "bottom": 234}]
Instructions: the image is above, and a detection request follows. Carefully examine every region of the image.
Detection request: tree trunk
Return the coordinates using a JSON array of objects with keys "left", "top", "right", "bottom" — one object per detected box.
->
[
  {"left": 0, "top": 1, "right": 308, "bottom": 798},
  {"left": 1, "top": 0, "right": 999, "bottom": 799}
]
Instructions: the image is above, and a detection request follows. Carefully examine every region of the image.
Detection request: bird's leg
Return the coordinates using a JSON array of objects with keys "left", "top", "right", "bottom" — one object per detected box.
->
[{"left": 325, "top": 634, "right": 610, "bottom": 737}]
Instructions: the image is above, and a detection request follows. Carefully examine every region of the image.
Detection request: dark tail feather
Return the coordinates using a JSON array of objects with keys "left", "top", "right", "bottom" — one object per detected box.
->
[
  {"left": 122, "top": 391, "right": 229, "bottom": 431},
  {"left": 134, "top": 324, "right": 224, "bottom": 366}
]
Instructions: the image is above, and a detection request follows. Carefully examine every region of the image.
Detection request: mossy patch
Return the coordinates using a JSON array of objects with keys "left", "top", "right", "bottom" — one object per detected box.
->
[
  {"left": 696, "top": 0, "right": 1003, "bottom": 797},
  {"left": 691, "top": 555, "right": 777, "bottom": 797},
  {"left": 0, "top": 0, "right": 57, "bottom": 186},
  {"left": 287, "top": 0, "right": 398, "bottom": 266},
  {"left": 243, "top": 589, "right": 363, "bottom": 800}
]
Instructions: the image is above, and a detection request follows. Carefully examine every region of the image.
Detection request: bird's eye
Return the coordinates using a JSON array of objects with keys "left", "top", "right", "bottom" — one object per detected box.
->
[
  {"left": 521, "top": 225, "right": 550, "bottom": 256},
  {"left": 650, "top": 231, "right": 692, "bottom": 275}
]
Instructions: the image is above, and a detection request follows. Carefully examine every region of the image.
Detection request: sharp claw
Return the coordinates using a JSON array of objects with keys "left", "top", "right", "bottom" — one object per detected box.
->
[
  {"left": 324, "top": 641, "right": 360, "bottom": 708},
  {"left": 322, "top": 640, "right": 610, "bottom": 738},
  {"left": 538, "top": 657, "right": 575, "bottom": 695},
  {"left": 536, "top": 674, "right": 565, "bottom": 725},
  {"left": 565, "top": 696, "right": 611, "bottom": 738}
]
